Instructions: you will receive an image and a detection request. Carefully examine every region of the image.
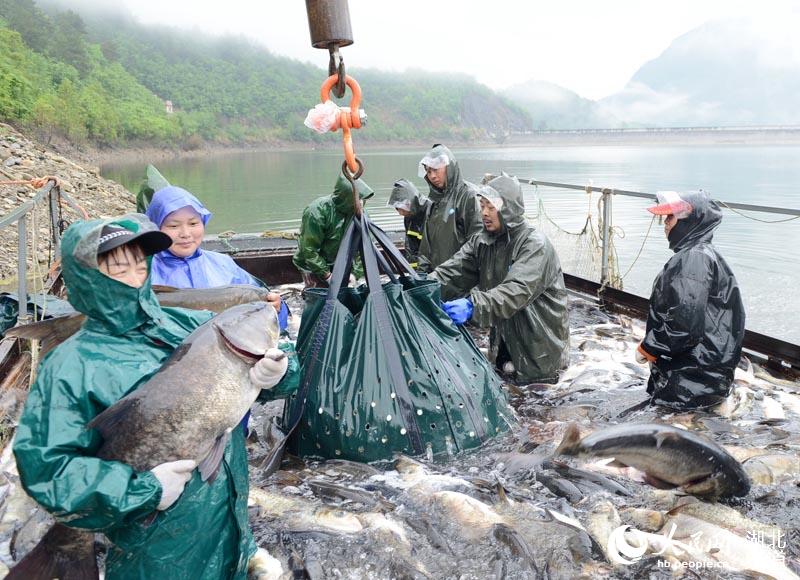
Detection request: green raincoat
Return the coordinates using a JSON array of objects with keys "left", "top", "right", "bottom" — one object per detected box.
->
[
  {"left": 433, "top": 173, "right": 570, "bottom": 382},
  {"left": 136, "top": 164, "right": 171, "bottom": 213},
  {"left": 13, "top": 215, "right": 299, "bottom": 579},
  {"left": 293, "top": 174, "right": 374, "bottom": 280},
  {"left": 416, "top": 145, "right": 482, "bottom": 272}
]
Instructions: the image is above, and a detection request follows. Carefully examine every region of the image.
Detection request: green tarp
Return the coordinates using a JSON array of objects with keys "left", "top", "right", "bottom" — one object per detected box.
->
[
  {"left": 136, "top": 165, "right": 171, "bottom": 213},
  {"left": 282, "top": 214, "right": 515, "bottom": 462}
]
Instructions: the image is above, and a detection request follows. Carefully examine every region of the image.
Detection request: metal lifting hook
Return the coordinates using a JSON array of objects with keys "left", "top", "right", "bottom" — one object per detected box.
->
[
  {"left": 306, "top": 0, "right": 353, "bottom": 98},
  {"left": 305, "top": 0, "right": 365, "bottom": 206}
]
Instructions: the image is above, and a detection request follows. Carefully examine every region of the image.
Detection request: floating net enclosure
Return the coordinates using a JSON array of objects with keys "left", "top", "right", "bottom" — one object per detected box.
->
[{"left": 522, "top": 184, "right": 622, "bottom": 289}]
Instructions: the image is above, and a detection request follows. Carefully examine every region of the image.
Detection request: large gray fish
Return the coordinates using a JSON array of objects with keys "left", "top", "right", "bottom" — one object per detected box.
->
[
  {"left": 6, "top": 284, "right": 275, "bottom": 356},
  {"left": 89, "top": 300, "right": 280, "bottom": 473},
  {"left": 152, "top": 284, "right": 274, "bottom": 313},
  {"left": 248, "top": 487, "right": 432, "bottom": 578},
  {"left": 9, "top": 302, "right": 280, "bottom": 580},
  {"left": 556, "top": 422, "right": 751, "bottom": 498}
]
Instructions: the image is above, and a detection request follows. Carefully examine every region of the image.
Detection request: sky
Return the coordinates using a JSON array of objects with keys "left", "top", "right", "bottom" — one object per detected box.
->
[{"left": 109, "top": 0, "right": 800, "bottom": 101}]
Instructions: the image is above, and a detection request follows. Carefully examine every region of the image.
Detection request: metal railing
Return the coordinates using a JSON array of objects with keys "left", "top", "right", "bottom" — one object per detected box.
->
[
  {"left": 0, "top": 180, "right": 82, "bottom": 323},
  {"left": 486, "top": 175, "right": 800, "bottom": 287},
  {"left": 524, "top": 125, "right": 800, "bottom": 136}
]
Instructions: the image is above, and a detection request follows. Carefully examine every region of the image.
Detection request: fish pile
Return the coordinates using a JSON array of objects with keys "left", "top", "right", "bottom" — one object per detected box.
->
[{"left": 2, "top": 291, "right": 800, "bottom": 579}]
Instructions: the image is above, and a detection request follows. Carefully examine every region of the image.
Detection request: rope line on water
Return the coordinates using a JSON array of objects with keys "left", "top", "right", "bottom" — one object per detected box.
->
[
  {"left": 716, "top": 200, "right": 800, "bottom": 223},
  {"left": 619, "top": 214, "right": 657, "bottom": 281},
  {"left": 527, "top": 181, "right": 799, "bottom": 294}
]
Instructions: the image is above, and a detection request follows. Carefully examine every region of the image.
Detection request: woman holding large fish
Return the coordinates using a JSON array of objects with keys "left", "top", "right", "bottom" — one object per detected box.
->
[{"left": 11, "top": 214, "right": 299, "bottom": 579}]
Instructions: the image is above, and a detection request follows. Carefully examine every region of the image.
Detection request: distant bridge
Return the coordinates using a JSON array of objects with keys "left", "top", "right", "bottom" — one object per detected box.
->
[
  {"left": 504, "top": 125, "right": 800, "bottom": 144},
  {"left": 516, "top": 125, "right": 800, "bottom": 135}
]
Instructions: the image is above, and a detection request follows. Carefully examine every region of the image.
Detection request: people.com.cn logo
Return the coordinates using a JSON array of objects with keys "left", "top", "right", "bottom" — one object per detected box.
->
[
  {"left": 608, "top": 524, "right": 728, "bottom": 571},
  {"left": 608, "top": 525, "right": 650, "bottom": 565}
]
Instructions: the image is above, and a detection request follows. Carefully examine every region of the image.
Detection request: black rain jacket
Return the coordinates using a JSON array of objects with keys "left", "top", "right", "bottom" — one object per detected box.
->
[{"left": 643, "top": 191, "right": 746, "bottom": 409}]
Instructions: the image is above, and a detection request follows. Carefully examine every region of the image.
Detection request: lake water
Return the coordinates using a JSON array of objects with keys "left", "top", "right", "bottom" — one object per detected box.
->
[{"left": 102, "top": 144, "right": 800, "bottom": 344}]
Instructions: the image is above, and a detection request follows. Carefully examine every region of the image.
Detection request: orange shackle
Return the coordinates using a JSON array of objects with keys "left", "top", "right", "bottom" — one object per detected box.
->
[{"left": 320, "top": 74, "right": 364, "bottom": 173}]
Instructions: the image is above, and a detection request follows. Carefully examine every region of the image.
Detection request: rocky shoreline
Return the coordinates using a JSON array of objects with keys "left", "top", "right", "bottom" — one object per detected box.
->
[{"left": 0, "top": 124, "right": 136, "bottom": 285}]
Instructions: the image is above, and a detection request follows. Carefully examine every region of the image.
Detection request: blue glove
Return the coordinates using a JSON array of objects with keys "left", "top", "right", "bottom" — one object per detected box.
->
[
  {"left": 442, "top": 298, "right": 473, "bottom": 325},
  {"left": 278, "top": 302, "right": 290, "bottom": 332}
]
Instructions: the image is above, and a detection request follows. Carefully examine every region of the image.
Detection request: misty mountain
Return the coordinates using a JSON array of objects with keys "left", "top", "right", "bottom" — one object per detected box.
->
[
  {"left": 502, "top": 80, "right": 620, "bottom": 129},
  {"left": 4, "top": 0, "right": 796, "bottom": 147},
  {"left": 0, "top": 0, "right": 531, "bottom": 146},
  {"left": 600, "top": 17, "right": 800, "bottom": 126}
]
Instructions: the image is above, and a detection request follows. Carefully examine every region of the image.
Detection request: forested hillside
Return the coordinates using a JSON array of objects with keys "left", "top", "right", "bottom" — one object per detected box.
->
[
  {"left": 0, "top": 0, "right": 185, "bottom": 144},
  {"left": 0, "top": 0, "right": 532, "bottom": 147}
]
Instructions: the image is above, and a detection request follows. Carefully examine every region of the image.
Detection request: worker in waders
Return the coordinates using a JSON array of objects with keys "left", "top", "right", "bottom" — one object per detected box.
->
[
  {"left": 416, "top": 144, "right": 482, "bottom": 273},
  {"left": 432, "top": 172, "right": 570, "bottom": 384},
  {"left": 387, "top": 178, "right": 429, "bottom": 269},
  {"left": 636, "top": 191, "right": 745, "bottom": 409},
  {"left": 293, "top": 173, "right": 374, "bottom": 288},
  {"left": 12, "top": 215, "right": 298, "bottom": 579}
]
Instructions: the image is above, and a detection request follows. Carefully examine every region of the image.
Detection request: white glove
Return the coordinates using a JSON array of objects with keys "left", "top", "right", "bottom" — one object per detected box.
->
[
  {"left": 248, "top": 547, "right": 283, "bottom": 579},
  {"left": 250, "top": 348, "right": 288, "bottom": 389},
  {"left": 151, "top": 459, "right": 197, "bottom": 510}
]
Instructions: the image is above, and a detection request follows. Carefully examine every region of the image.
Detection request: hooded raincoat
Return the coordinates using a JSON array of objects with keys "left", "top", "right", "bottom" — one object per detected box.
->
[
  {"left": 13, "top": 215, "right": 299, "bottom": 579},
  {"left": 293, "top": 174, "right": 374, "bottom": 280},
  {"left": 387, "top": 179, "right": 430, "bottom": 268},
  {"left": 145, "top": 186, "right": 263, "bottom": 289},
  {"left": 433, "top": 173, "right": 570, "bottom": 383},
  {"left": 416, "top": 145, "right": 482, "bottom": 272},
  {"left": 642, "top": 191, "right": 745, "bottom": 409}
]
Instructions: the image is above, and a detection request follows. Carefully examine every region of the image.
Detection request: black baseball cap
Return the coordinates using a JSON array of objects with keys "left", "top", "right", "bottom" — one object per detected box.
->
[{"left": 97, "top": 225, "right": 172, "bottom": 257}]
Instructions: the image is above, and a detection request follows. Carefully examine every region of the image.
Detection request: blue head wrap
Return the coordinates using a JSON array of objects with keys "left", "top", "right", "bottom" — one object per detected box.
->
[{"left": 145, "top": 186, "right": 212, "bottom": 228}]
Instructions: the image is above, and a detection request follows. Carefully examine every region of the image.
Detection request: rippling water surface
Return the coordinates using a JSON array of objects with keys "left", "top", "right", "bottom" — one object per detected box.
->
[{"left": 102, "top": 144, "right": 800, "bottom": 343}]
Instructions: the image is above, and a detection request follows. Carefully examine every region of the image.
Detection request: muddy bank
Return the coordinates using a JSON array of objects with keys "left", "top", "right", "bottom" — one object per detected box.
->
[
  {"left": 88, "top": 140, "right": 311, "bottom": 168},
  {"left": 91, "top": 139, "right": 439, "bottom": 169}
]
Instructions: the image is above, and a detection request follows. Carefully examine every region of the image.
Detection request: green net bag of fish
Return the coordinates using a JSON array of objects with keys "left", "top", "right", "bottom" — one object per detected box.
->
[{"left": 282, "top": 213, "right": 515, "bottom": 462}]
